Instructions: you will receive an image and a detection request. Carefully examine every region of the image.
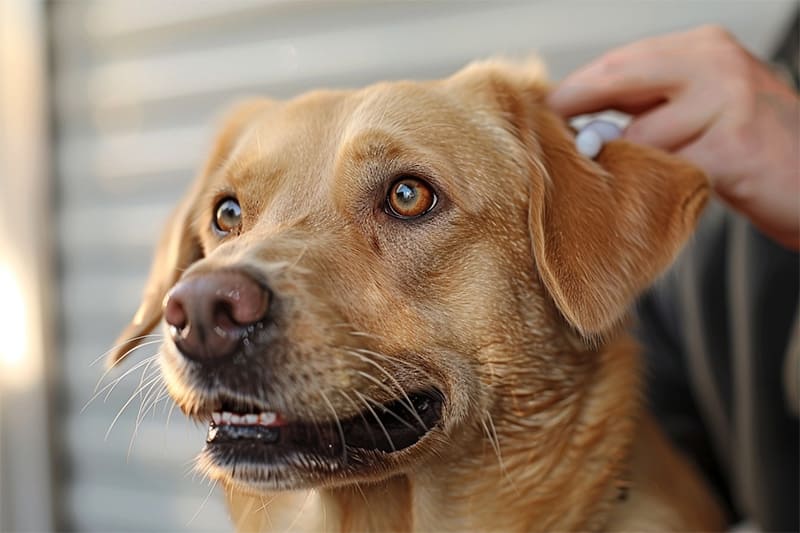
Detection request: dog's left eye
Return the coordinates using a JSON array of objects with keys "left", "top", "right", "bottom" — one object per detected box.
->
[
  {"left": 385, "top": 177, "right": 437, "bottom": 219},
  {"left": 214, "top": 197, "right": 242, "bottom": 234}
]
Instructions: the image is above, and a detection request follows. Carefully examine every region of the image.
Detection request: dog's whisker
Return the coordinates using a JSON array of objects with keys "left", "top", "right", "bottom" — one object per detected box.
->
[
  {"left": 165, "top": 398, "right": 178, "bottom": 433},
  {"left": 187, "top": 478, "right": 218, "bottom": 526},
  {"left": 135, "top": 373, "right": 165, "bottom": 427},
  {"left": 349, "top": 346, "right": 425, "bottom": 373},
  {"left": 338, "top": 390, "right": 379, "bottom": 450},
  {"left": 105, "top": 372, "right": 164, "bottom": 441},
  {"left": 352, "top": 481, "right": 369, "bottom": 505},
  {"left": 287, "top": 242, "right": 310, "bottom": 272},
  {"left": 135, "top": 383, "right": 170, "bottom": 434},
  {"left": 89, "top": 334, "right": 164, "bottom": 368},
  {"left": 128, "top": 379, "right": 168, "bottom": 460},
  {"left": 83, "top": 353, "right": 160, "bottom": 413},
  {"left": 346, "top": 352, "right": 428, "bottom": 430},
  {"left": 281, "top": 489, "right": 312, "bottom": 533},
  {"left": 232, "top": 494, "right": 257, "bottom": 531},
  {"left": 102, "top": 348, "right": 160, "bottom": 404},
  {"left": 91, "top": 341, "right": 162, "bottom": 396},
  {"left": 349, "top": 368, "right": 420, "bottom": 431},
  {"left": 482, "top": 411, "right": 515, "bottom": 489},
  {"left": 255, "top": 494, "right": 278, "bottom": 514},
  {"left": 184, "top": 456, "right": 201, "bottom": 479},
  {"left": 319, "top": 390, "right": 347, "bottom": 463},
  {"left": 359, "top": 392, "right": 418, "bottom": 432},
  {"left": 319, "top": 489, "right": 326, "bottom": 531},
  {"left": 353, "top": 391, "right": 397, "bottom": 453},
  {"left": 336, "top": 326, "right": 387, "bottom": 342}
]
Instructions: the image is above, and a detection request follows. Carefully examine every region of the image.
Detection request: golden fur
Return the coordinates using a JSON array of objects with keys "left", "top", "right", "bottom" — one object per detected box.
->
[{"left": 112, "top": 60, "right": 724, "bottom": 532}]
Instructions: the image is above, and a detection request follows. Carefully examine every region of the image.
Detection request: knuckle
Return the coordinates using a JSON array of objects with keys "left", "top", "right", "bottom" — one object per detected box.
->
[
  {"left": 730, "top": 121, "right": 759, "bottom": 152},
  {"left": 594, "top": 51, "right": 627, "bottom": 77},
  {"left": 697, "top": 24, "right": 735, "bottom": 44},
  {"left": 722, "top": 77, "right": 756, "bottom": 108}
]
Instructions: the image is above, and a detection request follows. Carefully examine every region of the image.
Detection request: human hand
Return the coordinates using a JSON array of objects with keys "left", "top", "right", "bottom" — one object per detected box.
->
[{"left": 548, "top": 25, "right": 800, "bottom": 250}]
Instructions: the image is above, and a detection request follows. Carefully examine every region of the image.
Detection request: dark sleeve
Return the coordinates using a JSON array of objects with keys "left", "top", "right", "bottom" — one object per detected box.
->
[
  {"left": 635, "top": 250, "right": 739, "bottom": 525},
  {"left": 636, "top": 202, "right": 800, "bottom": 531}
]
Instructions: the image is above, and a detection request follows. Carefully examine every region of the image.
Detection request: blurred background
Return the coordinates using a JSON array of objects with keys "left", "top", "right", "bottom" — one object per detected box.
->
[{"left": 0, "top": 1, "right": 796, "bottom": 531}]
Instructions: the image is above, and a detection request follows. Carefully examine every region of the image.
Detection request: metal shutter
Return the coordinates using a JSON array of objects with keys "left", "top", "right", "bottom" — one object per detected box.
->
[{"left": 50, "top": 1, "right": 795, "bottom": 530}]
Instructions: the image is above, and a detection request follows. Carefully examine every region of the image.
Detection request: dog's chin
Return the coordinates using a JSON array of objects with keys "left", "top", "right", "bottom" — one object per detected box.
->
[{"left": 179, "top": 386, "right": 446, "bottom": 492}]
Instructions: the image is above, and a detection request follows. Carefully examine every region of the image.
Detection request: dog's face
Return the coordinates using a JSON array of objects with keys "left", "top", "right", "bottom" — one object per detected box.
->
[{"left": 111, "top": 61, "right": 707, "bottom": 496}]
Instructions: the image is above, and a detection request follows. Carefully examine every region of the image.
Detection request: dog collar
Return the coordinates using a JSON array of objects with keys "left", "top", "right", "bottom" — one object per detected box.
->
[{"left": 575, "top": 119, "right": 623, "bottom": 159}]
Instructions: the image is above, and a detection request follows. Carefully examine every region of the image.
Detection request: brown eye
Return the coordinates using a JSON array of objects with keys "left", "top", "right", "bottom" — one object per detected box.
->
[
  {"left": 214, "top": 197, "right": 242, "bottom": 234},
  {"left": 386, "top": 177, "right": 437, "bottom": 219}
]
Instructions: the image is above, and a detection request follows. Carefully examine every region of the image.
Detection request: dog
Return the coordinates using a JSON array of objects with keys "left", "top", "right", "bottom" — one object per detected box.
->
[{"left": 110, "top": 60, "right": 725, "bottom": 531}]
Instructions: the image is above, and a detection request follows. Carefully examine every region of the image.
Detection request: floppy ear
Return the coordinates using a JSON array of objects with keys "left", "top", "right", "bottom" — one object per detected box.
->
[
  {"left": 108, "top": 99, "right": 271, "bottom": 365},
  {"left": 527, "top": 113, "right": 708, "bottom": 336},
  {"left": 455, "top": 60, "right": 708, "bottom": 336}
]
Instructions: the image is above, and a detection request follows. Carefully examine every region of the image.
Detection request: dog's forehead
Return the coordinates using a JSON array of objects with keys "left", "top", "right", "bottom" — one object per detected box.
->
[
  {"left": 225, "top": 85, "right": 451, "bottom": 183},
  {"left": 235, "top": 82, "right": 458, "bottom": 162},
  {"left": 216, "top": 79, "right": 524, "bottom": 226}
]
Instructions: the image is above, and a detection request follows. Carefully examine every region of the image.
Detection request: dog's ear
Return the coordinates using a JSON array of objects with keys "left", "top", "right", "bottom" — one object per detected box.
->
[
  {"left": 527, "top": 116, "right": 708, "bottom": 336},
  {"left": 454, "top": 60, "right": 708, "bottom": 336},
  {"left": 108, "top": 100, "right": 271, "bottom": 366}
]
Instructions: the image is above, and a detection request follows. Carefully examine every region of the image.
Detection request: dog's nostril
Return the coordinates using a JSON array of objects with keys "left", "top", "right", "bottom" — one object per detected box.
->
[
  {"left": 163, "top": 291, "right": 188, "bottom": 330},
  {"left": 212, "top": 301, "right": 237, "bottom": 328},
  {"left": 225, "top": 285, "right": 270, "bottom": 326}
]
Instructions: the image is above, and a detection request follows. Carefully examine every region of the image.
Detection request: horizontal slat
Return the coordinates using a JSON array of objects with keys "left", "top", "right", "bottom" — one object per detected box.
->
[
  {"left": 65, "top": 407, "right": 208, "bottom": 467},
  {"left": 65, "top": 482, "right": 228, "bottom": 532},
  {"left": 86, "top": 0, "right": 280, "bottom": 40},
  {"left": 57, "top": 125, "right": 209, "bottom": 183},
  {"left": 60, "top": 273, "right": 146, "bottom": 325},
  {"left": 57, "top": 201, "right": 172, "bottom": 250},
  {"left": 54, "top": 1, "right": 794, "bottom": 121},
  {"left": 63, "top": 407, "right": 228, "bottom": 531}
]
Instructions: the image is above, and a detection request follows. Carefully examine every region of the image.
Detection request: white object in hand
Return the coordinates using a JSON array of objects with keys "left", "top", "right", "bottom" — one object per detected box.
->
[{"left": 575, "top": 119, "right": 623, "bottom": 159}]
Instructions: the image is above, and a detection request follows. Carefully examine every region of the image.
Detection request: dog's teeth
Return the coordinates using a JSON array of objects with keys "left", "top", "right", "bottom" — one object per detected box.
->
[
  {"left": 230, "top": 414, "right": 242, "bottom": 424},
  {"left": 244, "top": 414, "right": 259, "bottom": 424},
  {"left": 212, "top": 412, "right": 221, "bottom": 424},
  {"left": 221, "top": 412, "right": 232, "bottom": 424},
  {"left": 259, "top": 412, "right": 277, "bottom": 426}
]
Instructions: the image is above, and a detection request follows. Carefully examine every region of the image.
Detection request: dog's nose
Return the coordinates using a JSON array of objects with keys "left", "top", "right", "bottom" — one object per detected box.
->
[{"left": 163, "top": 270, "right": 270, "bottom": 362}]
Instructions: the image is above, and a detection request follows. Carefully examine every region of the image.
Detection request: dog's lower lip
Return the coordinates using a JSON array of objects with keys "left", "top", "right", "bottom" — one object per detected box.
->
[{"left": 203, "top": 389, "right": 444, "bottom": 459}]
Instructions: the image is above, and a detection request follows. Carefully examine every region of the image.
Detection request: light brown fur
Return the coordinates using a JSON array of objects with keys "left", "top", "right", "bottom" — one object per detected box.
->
[{"left": 112, "top": 60, "right": 725, "bottom": 532}]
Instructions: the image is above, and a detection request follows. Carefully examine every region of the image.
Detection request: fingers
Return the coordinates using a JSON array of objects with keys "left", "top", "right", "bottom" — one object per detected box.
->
[
  {"left": 548, "top": 80, "right": 668, "bottom": 117},
  {"left": 623, "top": 91, "right": 720, "bottom": 151},
  {"left": 547, "top": 53, "right": 677, "bottom": 117},
  {"left": 547, "top": 27, "right": 721, "bottom": 117}
]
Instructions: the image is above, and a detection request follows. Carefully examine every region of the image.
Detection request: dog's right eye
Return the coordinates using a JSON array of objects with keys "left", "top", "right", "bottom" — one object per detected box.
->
[
  {"left": 214, "top": 197, "right": 242, "bottom": 234},
  {"left": 385, "top": 176, "right": 437, "bottom": 220}
]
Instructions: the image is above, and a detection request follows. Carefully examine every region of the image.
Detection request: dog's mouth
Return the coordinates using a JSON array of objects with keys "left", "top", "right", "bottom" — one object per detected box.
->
[{"left": 201, "top": 388, "right": 444, "bottom": 485}]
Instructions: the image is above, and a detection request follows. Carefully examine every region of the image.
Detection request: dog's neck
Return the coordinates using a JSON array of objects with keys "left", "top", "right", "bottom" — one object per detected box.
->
[
  {"left": 229, "top": 334, "right": 640, "bottom": 532},
  {"left": 411, "top": 336, "right": 638, "bottom": 532}
]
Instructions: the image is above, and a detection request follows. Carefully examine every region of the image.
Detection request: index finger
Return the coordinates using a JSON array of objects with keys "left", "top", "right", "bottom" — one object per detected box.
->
[{"left": 547, "top": 30, "right": 700, "bottom": 117}]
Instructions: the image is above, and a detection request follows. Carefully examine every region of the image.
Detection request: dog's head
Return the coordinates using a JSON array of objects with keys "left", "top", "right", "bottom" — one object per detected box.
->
[{"left": 110, "top": 61, "right": 706, "bottom": 495}]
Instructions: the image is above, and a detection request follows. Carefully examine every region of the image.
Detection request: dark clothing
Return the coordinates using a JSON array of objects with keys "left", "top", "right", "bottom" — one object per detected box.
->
[
  {"left": 636, "top": 13, "right": 800, "bottom": 531},
  {"left": 637, "top": 202, "right": 799, "bottom": 531}
]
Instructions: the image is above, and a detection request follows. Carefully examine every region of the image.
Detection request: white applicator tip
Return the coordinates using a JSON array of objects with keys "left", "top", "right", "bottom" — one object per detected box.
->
[
  {"left": 575, "top": 127, "right": 604, "bottom": 159},
  {"left": 575, "top": 119, "right": 623, "bottom": 159}
]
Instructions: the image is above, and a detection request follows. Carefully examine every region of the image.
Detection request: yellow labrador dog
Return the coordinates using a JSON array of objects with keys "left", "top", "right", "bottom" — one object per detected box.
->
[{"left": 111, "top": 60, "right": 724, "bottom": 532}]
